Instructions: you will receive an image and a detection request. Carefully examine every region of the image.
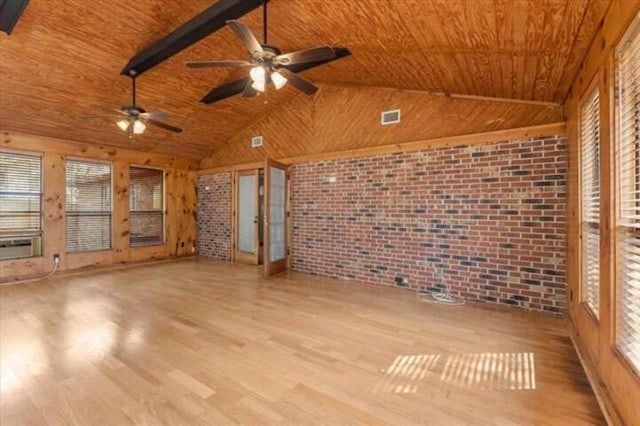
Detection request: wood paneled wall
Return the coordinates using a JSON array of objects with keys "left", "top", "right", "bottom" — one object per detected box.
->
[
  {"left": 564, "top": 1, "right": 640, "bottom": 425},
  {"left": 201, "top": 84, "right": 563, "bottom": 169},
  {"left": 0, "top": 131, "right": 198, "bottom": 282}
]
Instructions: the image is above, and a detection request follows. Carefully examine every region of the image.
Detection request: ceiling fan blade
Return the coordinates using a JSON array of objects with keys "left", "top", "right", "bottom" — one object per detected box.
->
[
  {"left": 80, "top": 115, "right": 117, "bottom": 120},
  {"left": 200, "top": 49, "right": 350, "bottom": 105},
  {"left": 90, "top": 103, "right": 128, "bottom": 116},
  {"left": 200, "top": 78, "right": 249, "bottom": 104},
  {"left": 226, "top": 20, "right": 263, "bottom": 57},
  {"left": 139, "top": 111, "right": 169, "bottom": 120},
  {"left": 277, "top": 68, "right": 318, "bottom": 95},
  {"left": 143, "top": 118, "right": 182, "bottom": 133},
  {"left": 242, "top": 80, "right": 258, "bottom": 98},
  {"left": 275, "top": 47, "right": 335, "bottom": 66},
  {"left": 187, "top": 60, "right": 252, "bottom": 69}
]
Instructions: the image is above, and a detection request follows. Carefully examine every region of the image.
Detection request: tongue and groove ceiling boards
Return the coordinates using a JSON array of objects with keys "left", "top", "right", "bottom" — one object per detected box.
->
[{"left": 0, "top": 0, "right": 610, "bottom": 161}]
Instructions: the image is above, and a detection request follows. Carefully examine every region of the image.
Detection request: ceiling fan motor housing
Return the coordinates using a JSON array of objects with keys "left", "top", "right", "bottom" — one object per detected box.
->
[{"left": 260, "top": 45, "right": 282, "bottom": 59}]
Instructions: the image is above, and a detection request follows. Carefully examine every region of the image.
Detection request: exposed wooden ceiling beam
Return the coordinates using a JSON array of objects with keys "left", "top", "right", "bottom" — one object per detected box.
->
[
  {"left": 200, "top": 47, "right": 352, "bottom": 104},
  {"left": 0, "top": 0, "right": 30, "bottom": 35},
  {"left": 121, "top": 0, "right": 266, "bottom": 76}
]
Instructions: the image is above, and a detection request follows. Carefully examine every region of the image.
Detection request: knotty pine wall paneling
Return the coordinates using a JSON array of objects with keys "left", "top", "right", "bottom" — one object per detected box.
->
[
  {"left": 564, "top": 1, "right": 640, "bottom": 424},
  {"left": 0, "top": 131, "right": 198, "bottom": 282},
  {"left": 201, "top": 85, "right": 564, "bottom": 169}
]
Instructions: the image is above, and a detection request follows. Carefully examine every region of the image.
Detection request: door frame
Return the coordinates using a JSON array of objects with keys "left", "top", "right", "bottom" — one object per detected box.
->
[{"left": 232, "top": 169, "right": 260, "bottom": 265}]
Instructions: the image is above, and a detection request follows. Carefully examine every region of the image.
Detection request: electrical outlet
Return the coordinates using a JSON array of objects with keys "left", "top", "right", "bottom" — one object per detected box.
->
[
  {"left": 191, "top": 246, "right": 196, "bottom": 253},
  {"left": 53, "top": 253, "right": 60, "bottom": 264},
  {"left": 395, "top": 276, "right": 408, "bottom": 286}
]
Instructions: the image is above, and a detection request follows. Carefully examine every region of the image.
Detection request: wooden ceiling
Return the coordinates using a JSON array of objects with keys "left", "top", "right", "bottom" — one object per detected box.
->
[
  {"left": 201, "top": 83, "right": 564, "bottom": 168},
  {"left": 0, "top": 0, "right": 609, "bottom": 161}
]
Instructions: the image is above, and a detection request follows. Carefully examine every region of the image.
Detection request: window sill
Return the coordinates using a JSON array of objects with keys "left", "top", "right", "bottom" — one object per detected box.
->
[
  {"left": 66, "top": 248, "right": 113, "bottom": 255},
  {"left": 130, "top": 242, "right": 165, "bottom": 249}
]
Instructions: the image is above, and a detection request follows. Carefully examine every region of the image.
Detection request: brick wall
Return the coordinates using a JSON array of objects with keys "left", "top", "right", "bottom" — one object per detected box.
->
[
  {"left": 290, "top": 136, "right": 567, "bottom": 313},
  {"left": 197, "top": 173, "right": 231, "bottom": 260}
]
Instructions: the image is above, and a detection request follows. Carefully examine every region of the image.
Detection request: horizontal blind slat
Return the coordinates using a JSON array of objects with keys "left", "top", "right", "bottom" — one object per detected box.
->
[
  {"left": 616, "top": 20, "right": 640, "bottom": 373},
  {"left": 130, "top": 167, "right": 164, "bottom": 247},
  {"left": 581, "top": 87, "right": 600, "bottom": 318},
  {"left": 0, "top": 152, "right": 42, "bottom": 237},
  {"left": 65, "top": 160, "right": 112, "bottom": 252}
]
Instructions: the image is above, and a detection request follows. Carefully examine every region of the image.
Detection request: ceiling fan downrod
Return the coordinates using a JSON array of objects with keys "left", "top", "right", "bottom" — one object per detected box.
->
[
  {"left": 129, "top": 69, "right": 138, "bottom": 108},
  {"left": 262, "top": 0, "right": 267, "bottom": 45}
]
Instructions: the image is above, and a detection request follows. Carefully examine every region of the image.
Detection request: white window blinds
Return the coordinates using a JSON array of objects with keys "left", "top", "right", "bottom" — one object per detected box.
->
[
  {"left": 616, "top": 16, "right": 640, "bottom": 372},
  {"left": 65, "top": 160, "right": 112, "bottom": 252},
  {"left": 581, "top": 88, "right": 601, "bottom": 318},
  {"left": 129, "top": 167, "right": 164, "bottom": 247},
  {"left": 0, "top": 151, "right": 42, "bottom": 237}
]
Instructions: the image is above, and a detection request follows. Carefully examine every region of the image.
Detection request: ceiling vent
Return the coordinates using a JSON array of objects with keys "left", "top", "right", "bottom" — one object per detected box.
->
[
  {"left": 381, "top": 109, "right": 401, "bottom": 125},
  {"left": 251, "top": 136, "right": 263, "bottom": 148}
]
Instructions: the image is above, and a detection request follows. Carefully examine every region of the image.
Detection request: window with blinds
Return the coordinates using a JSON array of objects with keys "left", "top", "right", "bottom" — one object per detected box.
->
[
  {"left": 0, "top": 151, "right": 42, "bottom": 236},
  {"left": 615, "top": 16, "right": 640, "bottom": 373},
  {"left": 129, "top": 166, "right": 164, "bottom": 247},
  {"left": 65, "top": 159, "right": 112, "bottom": 252},
  {"left": 580, "top": 87, "right": 601, "bottom": 318}
]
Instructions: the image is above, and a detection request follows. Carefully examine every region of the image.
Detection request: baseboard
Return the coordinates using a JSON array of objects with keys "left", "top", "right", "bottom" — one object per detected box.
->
[
  {"left": 0, "top": 255, "right": 196, "bottom": 285},
  {"left": 570, "top": 333, "right": 622, "bottom": 426}
]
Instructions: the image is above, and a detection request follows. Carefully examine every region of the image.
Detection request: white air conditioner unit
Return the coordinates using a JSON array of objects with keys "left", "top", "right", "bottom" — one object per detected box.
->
[{"left": 0, "top": 236, "right": 42, "bottom": 260}]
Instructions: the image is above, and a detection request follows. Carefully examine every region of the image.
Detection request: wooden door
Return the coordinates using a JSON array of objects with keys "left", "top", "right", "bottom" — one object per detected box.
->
[
  {"left": 263, "top": 159, "right": 289, "bottom": 277},
  {"left": 233, "top": 170, "right": 259, "bottom": 264}
]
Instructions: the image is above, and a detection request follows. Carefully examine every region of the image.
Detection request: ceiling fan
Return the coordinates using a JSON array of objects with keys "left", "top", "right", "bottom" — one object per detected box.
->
[
  {"left": 187, "top": 0, "right": 345, "bottom": 101},
  {"left": 83, "top": 70, "right": 182, "bottom": 138}
]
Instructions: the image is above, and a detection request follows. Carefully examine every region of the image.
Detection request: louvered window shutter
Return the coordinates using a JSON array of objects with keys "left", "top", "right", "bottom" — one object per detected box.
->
[
  {"left": 580, "top": 88, "right": 601, "bottom": 318},
  {"left": 129, "top": 166, "right": 164, "bottom": 247},
  {"left": 0, "top": 151, "right": 42, "bottom": 238},
  {"left": 65, "top": 159, "right": 112, "bottom": 252},
  {"left": 616, "top": 17, "right": 640, "bottom": 372}
]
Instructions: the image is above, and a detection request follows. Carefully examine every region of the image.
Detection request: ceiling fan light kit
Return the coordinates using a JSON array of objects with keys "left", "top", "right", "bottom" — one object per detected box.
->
[
  {"left": 91, "top": 0, "right": 351, "bottom": 139},
  {"left": 83, "top": 69, "right": 182, "bottom": 139},
  {"left": 116, "top": 119, "right": 130, "bottom": 131},
  {"left": 270, "top": 70, "right": 287, "bottom": 89},
  {"left": 186, "top": 0, "right": 350, "bottom": 104},
  {"left": 250, "top": 65, "right": 266, "bottom": 83},
  {"left": 133, "top": 120, "right": 147, "bottom": 134}
]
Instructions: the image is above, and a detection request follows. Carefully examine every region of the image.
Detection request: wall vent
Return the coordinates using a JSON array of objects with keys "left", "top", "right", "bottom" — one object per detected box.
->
[
  {"left": 381, "top": 109, "right": 401, "bottom": 125},
  {"left": 251, "top": 135, "right": 263, "bottom": 148}
]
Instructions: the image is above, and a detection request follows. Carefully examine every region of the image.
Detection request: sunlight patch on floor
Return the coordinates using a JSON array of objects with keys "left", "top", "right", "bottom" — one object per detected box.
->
[{"left": 373, "top": 352, "right": 536, "bottom": 394}]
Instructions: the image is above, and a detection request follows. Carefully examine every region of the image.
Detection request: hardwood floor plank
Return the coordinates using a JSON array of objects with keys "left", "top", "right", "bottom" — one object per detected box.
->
[{"left": 0, "top": 259, "right": 604, "bottom": 425}]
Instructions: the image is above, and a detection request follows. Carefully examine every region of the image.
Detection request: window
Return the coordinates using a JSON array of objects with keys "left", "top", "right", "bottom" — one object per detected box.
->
[
  {"left": 129, "top": 166, "right": 164, "bottom": 247},
  {"left": 65, "top": 159, "right": 112, "bottom": 252},
  {"left": 615, "top": 17, "right": 640, "bottom": 372},
  {"left": 580, "top": 87, "right": 601, "bottom": 318},
  {"left": 0, "top": 151, "right": 42, "bottom": 258}
]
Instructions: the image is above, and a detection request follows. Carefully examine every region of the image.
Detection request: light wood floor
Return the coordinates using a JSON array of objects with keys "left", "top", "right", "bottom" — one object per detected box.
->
[{"left": 1, "top": 259, "right": 603, "bottom": 425}]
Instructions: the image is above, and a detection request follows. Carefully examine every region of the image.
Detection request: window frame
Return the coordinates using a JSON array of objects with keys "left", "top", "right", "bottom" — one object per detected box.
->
[
  {"left": 64, "top": 157, "right": 113, "bottom": 254},
  {"left": 128, "top": 165, "right": 165, "bottom": 248},
  {"left": 614, "top": 13, "right": 640, "bottom": 376},
  {"left": 579, "top": 77, "right": 602, "bottom": 321},
  {"left": 0, "top": 148, "right": 44, "bottom": 259}
]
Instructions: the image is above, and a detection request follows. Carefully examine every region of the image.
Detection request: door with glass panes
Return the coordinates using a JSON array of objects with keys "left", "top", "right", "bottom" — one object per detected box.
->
[
  {"left": 233, "top": 169, "right": 260, "bottom": 264},
  {"left": 263, "top": 159, "right": 289, "bottom": 276}
]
